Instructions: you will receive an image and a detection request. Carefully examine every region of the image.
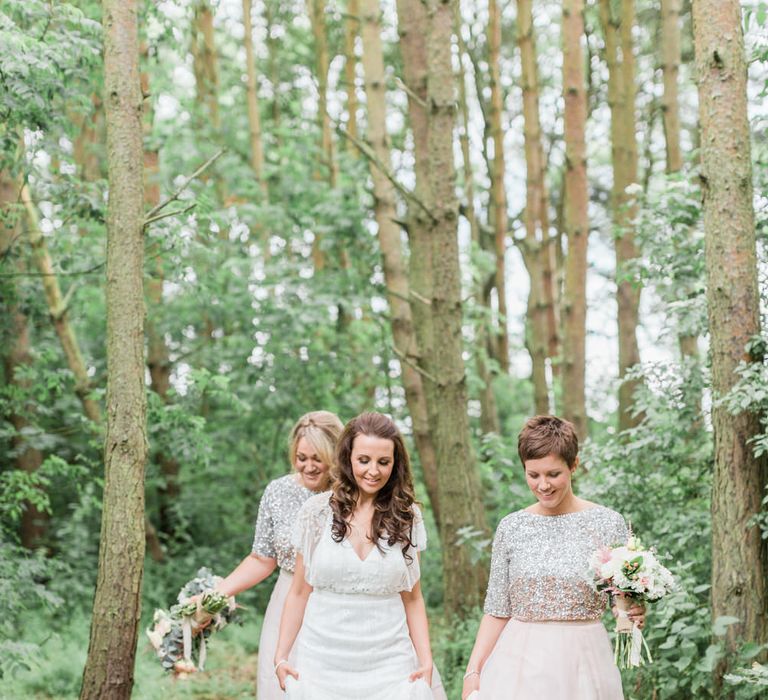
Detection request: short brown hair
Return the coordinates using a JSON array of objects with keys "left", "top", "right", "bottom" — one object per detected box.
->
[{"left": 518, "top": 415, "right": 579, "bottom": 468}]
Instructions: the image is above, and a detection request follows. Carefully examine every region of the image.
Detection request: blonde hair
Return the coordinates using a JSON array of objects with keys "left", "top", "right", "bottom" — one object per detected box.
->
[{"left": 288, "top": 411, "right": 344, "bottom": 470}]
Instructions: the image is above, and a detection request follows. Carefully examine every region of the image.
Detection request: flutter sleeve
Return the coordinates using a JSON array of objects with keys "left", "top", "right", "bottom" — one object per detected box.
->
[
  {"left": 483, "top": 517, "right": 512, "bottom": 618},
  {"left": 290, "top": 492, "right": 331, "bottom": 581},
  {"left": 403, "top": 505, "right": 427, "bottom": 592},
  {"left": 251, "top": 483, "right": 276, "bottom": 558}
]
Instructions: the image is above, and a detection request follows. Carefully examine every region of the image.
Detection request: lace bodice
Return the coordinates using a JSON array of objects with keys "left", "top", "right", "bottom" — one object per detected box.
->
[
  {"left": 251, "top": 474, "right": 313, "bottom": 573},
  {"left": 484, "top": 506, "right": 628, "bottom": 621},
  {"left": 292, "top": 492, "right": 427, "bottom": 594}
]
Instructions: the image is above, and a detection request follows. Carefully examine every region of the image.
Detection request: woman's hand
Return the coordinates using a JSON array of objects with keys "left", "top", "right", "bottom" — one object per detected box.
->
[
  {"left": 462, "top": 671, "right": 480, "bottom": 699},
  {"left": 409, "top": 662, "right": 433, "bottom": 686},
  {"left": 275, "top": 660, "right": 299, "bottom": 690},
  {"left": 611, "top": 599, "right": 646, "bottom": 629}
]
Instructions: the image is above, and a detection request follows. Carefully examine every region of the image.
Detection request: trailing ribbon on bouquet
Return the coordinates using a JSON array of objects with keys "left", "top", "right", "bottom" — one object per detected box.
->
[
  {"left": 589, "top": 534, "right": 675, "bottom": 670},
  {"left": 146, "top": 567, "right": 239, "bottom": 676}
]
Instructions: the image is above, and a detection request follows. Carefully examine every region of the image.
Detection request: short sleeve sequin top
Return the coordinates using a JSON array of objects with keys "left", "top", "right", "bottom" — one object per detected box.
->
[
  {"left": 483, "top": 506, "right": 628, "bottom": 621},
  {"left": 251, "top": 474, "right": 313, "bottom": 573}
]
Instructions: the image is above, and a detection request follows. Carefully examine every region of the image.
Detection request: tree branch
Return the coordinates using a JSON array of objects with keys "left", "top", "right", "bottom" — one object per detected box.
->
[
  {"left": 144, "top": 149, "right": 224, "bottom": 222},
  {"left": 333, "top": 122, "right": 437, "bottom": 223},
  {"left": 390, "top": 343, "right": 438, "bottom": 384},
  {"left": 144, "top": 203, "right": 197, "bottom": 227}
]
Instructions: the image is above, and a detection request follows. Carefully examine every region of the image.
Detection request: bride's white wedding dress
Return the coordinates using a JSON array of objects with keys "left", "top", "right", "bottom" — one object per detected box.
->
[{"left": 284, "top": 492, "right": 440, "bottom": 700}]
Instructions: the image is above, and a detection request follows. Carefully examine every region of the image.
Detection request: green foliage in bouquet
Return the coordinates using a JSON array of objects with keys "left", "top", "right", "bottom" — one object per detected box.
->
[{"left": 146, "top": 568, "right": 239, "bottom": 675}]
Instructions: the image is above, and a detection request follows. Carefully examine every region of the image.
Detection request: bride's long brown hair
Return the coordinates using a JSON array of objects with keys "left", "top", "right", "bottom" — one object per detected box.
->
[{"left": 330, "top": 412, "right": 418, "bottom": 558}]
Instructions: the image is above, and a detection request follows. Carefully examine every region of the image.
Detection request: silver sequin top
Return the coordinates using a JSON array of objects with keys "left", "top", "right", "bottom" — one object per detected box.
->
[
  {"left": 251, "top": 474, "right": 313, "bottom": 573},
  {"left": 484, "top": 506, "right": 628, "bottom": 621}
]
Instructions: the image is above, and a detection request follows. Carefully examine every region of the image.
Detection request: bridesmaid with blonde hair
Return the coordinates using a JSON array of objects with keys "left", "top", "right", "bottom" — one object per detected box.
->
[{"left": 210, "top": 410, "right": 344, "bottom": 699}]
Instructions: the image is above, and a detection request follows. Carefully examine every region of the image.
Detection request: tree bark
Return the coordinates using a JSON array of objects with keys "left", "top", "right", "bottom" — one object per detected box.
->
[
  {"left": 141, "top": 49, "right": 177, "bottom": 553},
  {"left": 359, "top": 0, "right": 440, "bottom": 526},
  {"left": 487, "top": 0, "right": 510, "bottom": 373},
  {"left": 517, "top": 0, "right": 557, "bottom": 414},
  {"left": 242, "top": 0, "right": 268, "bottom": 199},
  {"left": 560, "top": 0, "right": 589, "bottom": 440},
  {"left": 455, "top": 5, "right": 500, "bottom": 434},
  {"left": 598, "top": 0, "right": 643, "bottom": 432},
  {"left": 344, "top": 0, "right": 360, "bottom": 151},
  {"left": 692, "top": 0, "right": 768, "bottom": 677},
  {"left": 80, "top": 0, "right": 147, "bottom": 696},
  {"left": 1, "top": 172, "right": 47, "bottom": 549},
  {"left": 192, "top": 1, "right": 220, "bottom": 132},
  {"left": 398, "top": 0, "right": 488, "bottom": 614},
  {"left": 21, "top": 186, "right": 102, "bottom": 424}
]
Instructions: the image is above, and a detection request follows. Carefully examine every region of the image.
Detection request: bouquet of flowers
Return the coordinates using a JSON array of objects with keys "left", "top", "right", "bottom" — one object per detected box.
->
[
  {"left": 589, "top": 533, "right": 675, "bottom": 668},
  {"left": 146, "top": 567, "right": 239, "bottom": 677}
]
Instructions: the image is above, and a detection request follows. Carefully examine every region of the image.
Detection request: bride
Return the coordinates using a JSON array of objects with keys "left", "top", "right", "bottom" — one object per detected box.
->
[{"left": 273, "top": 412, "right": 445, "bottom": 700}]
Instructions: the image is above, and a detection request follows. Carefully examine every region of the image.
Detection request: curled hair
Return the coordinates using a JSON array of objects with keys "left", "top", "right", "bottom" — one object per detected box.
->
[
  {"left": 517, "top": 415, "right": 579, "bottom": 469},
  {"left": 288, "top": 411, "right": 344, "bottom": 471},
  {"left": 330, "top": 412, "right": 417, "bottom": 559}
]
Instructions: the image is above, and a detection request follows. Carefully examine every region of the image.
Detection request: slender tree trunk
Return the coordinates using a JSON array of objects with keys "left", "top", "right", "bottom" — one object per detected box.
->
[
  {"left": 307, "top": 0, "right": 336, "bottom": 270},
  {"left": 243, "top": 0, "right": 268, "bottom": 199},
  {"left": 80, "top": 0, "right": 147, "bottom": 696},
  {"left": 517, "top": 0, "right": 557, "bottom": 414},
  {"left": 344, "top": 0, "right": 360, "bottom": 151},
  {"left": 661, "top": 0, "right": 699, "bottom": 365},
  {"left": 487, "top": 0, "right": 510, "bottom": 373},
  {"left": 141, "top": 50, "right": 177, "bottom": 553},
  {"left": 359, "top": 0, "right": 440, "bottom": 526},
  {"left": 265, "top": 0, "right": 281, "bottom": 141},
  {"left": 72, "top": 94, "right": 105, "bottom": 182},
  {"left": 21, "top": 186, "right": 102, "bottom": 423},
  {"left": 399, "top": 0, "right": 488, "bottom": 614},
  {"left": 599, "top": 0, "right": 643, "bottom": 432},
  {"left": 692, "top": 0, "right": 768, "bottom": 680},
  {"left": 1, "top": 173, "right": 47, "bottom": 549},
  {"left": 192, "top": 1, "right": 220, "bottom": 132},
  {"left": 560, "top": 0, "right": 589, "bottom": 439},
  {"left": 455, "top": 7, "right": 499, "bottom": 434}
]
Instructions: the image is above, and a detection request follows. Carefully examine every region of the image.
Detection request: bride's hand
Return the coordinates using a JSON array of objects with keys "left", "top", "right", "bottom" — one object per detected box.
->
[
  {"left": 275, "top": 661, "right": 299, "bottom": 690},
  {"left": 462, "top": 671, "right": 480, "bottom": 699},
  {"left": 409, "top": 662, "right": 433, "bottom": 686}
]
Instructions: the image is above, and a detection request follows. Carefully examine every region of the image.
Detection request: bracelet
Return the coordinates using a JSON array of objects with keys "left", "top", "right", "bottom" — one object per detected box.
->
[
  {"left": 463, "top": 669, "right": 480, "bottom": 680},
  {"left": 274, "top": 658, "right": 289, "bottom": 675}
]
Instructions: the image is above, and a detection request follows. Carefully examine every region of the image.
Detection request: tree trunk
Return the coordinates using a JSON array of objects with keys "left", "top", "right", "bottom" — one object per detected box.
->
[
  {"left": 21, "top": 186, "right": 102, "bottom": 424},
  {"left": 141, "top": 50, "right": 177, "bottom": 553},
  {"left": 242, "top": 0, "right": 268, "bottom": 200},
  {"left": 265, "top": 0, "right": 281, "bottom": 140},
  {"left": 192, "top": 1, "right": 220, "bottom": 132},
  {"left": 598, "top": 0, "right": 643, "bottom": 432},
  {"left": 455, "top": 6, "right": 499, "bottom": 434},
  {"left": 487, "top": 0, "right": 510, "bottom": 373},
  {"left": 692, "top": 0, "right": 768, "bottom": 679},
  {"left": 560, "top": 0, "right": 589, "bottom": 440},
  {"left": 72, "top": 94, "right": 105, "bottom": 182},
  {"left": 80, "top": 0, "right": 147, "bottom": 696},
  {"left": 344, "top": 0, "right": 360, "bottom": 151},
  {"left": 398, "top": 0, "right": 488, "bottom": 614},
  {"left": 517, "top": 0, "right": 557, "bottom": 414},
  {"left": 1, "top": 172, "right": 47, "bottom": 549},
  {"left": 359, "top": 0, "right": 441, "bottom": 526}
]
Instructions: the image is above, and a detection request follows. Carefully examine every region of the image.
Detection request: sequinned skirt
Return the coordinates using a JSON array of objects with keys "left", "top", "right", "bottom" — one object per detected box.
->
[
  {"left": 257, "top": 569, "right": 296, "bottom": 699},
  {"left": 284, "top": 589, "right": 446, "bottom": 700},
  {"left": 476, "top": 619, "right": 624, "bottom": 700}
]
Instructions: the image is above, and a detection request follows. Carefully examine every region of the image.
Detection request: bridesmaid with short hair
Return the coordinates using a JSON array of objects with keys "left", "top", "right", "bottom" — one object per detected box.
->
[{"left": 462, "top": 415, "right": 645, "bottom": 700}]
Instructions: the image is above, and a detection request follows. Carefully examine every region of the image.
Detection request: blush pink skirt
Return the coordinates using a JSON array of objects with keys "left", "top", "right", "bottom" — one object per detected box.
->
[{"left": 478, "top": 619, "right": 624, "bottom": 700}]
